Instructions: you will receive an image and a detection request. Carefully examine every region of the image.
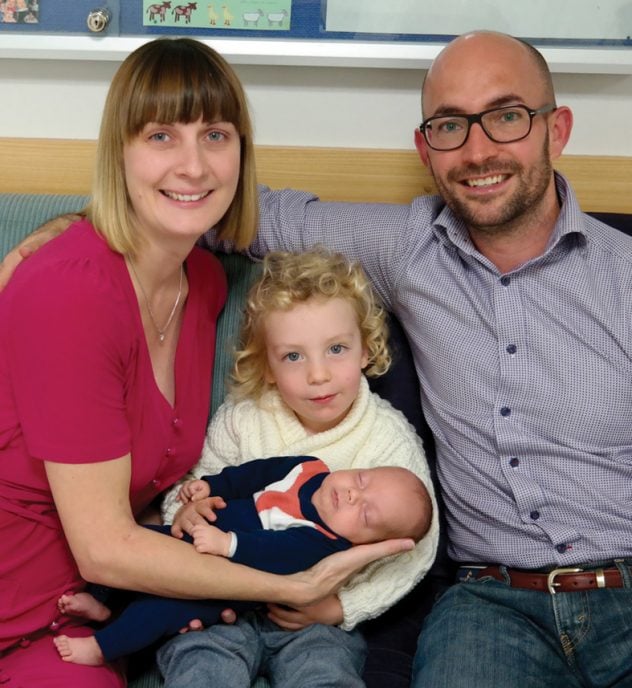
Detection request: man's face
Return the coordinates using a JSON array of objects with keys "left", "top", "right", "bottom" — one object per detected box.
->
[{"left": 416, "top": 34, "right": 562, "bottom": 236}]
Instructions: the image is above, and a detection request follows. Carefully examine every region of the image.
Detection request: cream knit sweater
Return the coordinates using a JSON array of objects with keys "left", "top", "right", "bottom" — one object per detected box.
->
[{"left": 162, "top": 376, "right": 439, "bottom": 630}]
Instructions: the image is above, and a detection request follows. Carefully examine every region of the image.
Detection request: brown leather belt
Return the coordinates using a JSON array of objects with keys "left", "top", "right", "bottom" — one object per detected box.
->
[{"left": 460, "top": 565, "right": 626, "bottom": 594}]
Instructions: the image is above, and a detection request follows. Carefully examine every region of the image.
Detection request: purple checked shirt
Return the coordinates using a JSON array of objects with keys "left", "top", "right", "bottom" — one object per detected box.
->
[{"left": 205, "top": 173, "right": 632, "bottom": 569}]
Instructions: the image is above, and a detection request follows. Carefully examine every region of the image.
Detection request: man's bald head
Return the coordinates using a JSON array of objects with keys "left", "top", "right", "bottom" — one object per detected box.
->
[{"left": 421, "top": 32, "right": 556, "bottom": 118}]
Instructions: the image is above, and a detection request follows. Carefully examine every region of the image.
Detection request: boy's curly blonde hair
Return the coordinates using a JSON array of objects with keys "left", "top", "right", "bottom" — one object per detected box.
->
[{"left": 231, "top": 247, "right": 391, "bottom": 400}]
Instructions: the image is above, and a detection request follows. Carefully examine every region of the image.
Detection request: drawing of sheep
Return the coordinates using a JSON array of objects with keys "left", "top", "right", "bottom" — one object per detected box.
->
[
  {"left": 243, "top": 8, "right": 263, "bottom": 27},
  {"left": 267, "top": 9, "right": 287, "bottom": 27}
]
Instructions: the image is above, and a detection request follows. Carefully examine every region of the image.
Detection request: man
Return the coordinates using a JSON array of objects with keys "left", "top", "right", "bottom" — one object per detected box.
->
[
  {"left": 237, "top": 31, "right": 632, "bottom": 687},
  {"left": 3, "top": 31, "right": 632, "bottom": 688}
]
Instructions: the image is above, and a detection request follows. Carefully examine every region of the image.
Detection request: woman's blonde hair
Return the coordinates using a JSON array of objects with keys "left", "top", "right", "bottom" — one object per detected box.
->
[
  {"left": 87, "top": 37, "right": 257, "bottom": 257},
  {"left": 231, "top": 248, "right": 391, "bottom": 400}
]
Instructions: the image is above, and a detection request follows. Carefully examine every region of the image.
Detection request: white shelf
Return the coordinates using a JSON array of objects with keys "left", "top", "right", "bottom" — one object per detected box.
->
[{"left": 0, "top": 34, "right": 631, "bottom": 73}]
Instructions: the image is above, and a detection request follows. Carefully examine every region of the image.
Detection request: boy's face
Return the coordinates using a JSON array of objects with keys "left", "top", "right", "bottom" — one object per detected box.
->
[
  {"left": 263, "top": 297, "right": 368, "bottom": 434},
  {"left": 311, "top": 466, "right": 426, "bottom": 544}
]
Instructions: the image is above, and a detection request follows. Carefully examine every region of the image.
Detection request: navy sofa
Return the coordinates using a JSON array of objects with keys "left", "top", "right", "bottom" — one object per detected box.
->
[{"left": 1, "top": 193, "right": 631, "bottom": 688}]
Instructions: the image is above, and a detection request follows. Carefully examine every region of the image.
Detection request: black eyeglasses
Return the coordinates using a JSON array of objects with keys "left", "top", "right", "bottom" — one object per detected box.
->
[{"left": 418, "top": 104, "right": 557, "bottom": 151}]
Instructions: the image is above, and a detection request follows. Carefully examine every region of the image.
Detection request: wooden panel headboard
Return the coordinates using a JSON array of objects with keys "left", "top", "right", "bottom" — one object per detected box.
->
[{"left": 1, "top": 137, "right": 630, "bottom": 214}]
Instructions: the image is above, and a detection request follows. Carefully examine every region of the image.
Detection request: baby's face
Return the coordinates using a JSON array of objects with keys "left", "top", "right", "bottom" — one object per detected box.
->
[{"left": 311, "top": 466, "right": 427, "bottom": 544}]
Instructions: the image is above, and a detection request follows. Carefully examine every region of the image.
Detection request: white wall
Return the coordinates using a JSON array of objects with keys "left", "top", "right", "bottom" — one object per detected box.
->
[{"left": 1, "top": 58, "right": 631, "bottom": 156}]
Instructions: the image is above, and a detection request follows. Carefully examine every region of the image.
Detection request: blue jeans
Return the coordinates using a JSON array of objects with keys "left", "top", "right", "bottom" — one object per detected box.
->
[
  {"left": 412, "top": 561, "right": 632, "bottom": 687},
  {"left": 157, "top": 611, "right": 367, "bottom": 688}
]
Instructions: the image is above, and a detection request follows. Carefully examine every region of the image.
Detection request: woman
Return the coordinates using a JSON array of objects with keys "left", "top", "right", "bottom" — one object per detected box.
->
[{"left": 0, "top": 38, "right": 411, "bottom": 687}]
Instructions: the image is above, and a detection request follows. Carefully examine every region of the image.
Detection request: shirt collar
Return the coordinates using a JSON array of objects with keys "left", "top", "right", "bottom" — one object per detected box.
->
[{"left": 431, "top": 171, "right": 588, "bottom": 267}]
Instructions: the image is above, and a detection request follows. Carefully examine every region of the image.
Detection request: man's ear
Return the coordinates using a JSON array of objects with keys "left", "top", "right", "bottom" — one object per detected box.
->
[
  {"left": 547, "top": 105, "right": 573, "bottom": 161},
  {"left": 414, "top": 128, "right": 431, "bottom": 168}
]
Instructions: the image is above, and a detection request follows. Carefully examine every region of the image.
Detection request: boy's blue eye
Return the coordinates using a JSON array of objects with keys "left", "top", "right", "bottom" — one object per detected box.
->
[
  {"left": 285, "top": 352, "right": 300, "bottom": 362},
  {"left": 330, "top": 344, "right": 344, "bottom": 354}
]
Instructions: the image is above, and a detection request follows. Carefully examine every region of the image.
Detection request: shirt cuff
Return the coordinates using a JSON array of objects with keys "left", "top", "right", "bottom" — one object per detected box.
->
[{"left": 227, "top": 532, "right": 237, "bottom": 558}]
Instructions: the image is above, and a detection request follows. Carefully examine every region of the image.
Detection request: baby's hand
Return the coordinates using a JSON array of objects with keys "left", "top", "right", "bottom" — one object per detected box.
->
[
  {"left": 191, "top": 523, "right": 232, "bottom": 557},
  {"left": 171, "top": 496, "right": 227, "bottom": 538},
  {"left": 178, "top": 479, "right": 210, "bottom": 503}
]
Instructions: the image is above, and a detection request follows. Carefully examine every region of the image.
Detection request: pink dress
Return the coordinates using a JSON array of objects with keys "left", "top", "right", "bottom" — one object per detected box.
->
[{"left": 0, "top": 221, "right": 226, "bottom": 686}]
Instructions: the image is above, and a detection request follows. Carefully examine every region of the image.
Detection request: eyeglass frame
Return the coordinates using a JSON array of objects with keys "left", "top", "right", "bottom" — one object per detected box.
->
[{"left": 418, "top": 104, "right": 557, "bottom": 151}]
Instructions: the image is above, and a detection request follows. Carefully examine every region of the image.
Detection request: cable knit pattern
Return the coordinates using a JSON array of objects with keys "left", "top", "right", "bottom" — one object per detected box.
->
[{"left": 162, "top": 377, "right": 439, "bottom": 630}]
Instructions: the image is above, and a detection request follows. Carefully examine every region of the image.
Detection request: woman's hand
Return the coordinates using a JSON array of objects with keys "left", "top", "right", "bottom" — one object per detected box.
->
[
  {"left": 0, "top": 213, "right": 81, "bottom": 290},
  {"left": 267, "top": 594, "right": 343, "bottom": 630},
  {"left": 285, "top": 538, "right": 414, "bottom": 608},
  {"left": 170, "top": 496, "right": 226, "bottom": 538}
]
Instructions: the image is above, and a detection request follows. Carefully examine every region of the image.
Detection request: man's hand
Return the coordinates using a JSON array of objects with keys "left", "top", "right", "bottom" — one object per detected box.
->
[
  {"left": 267, "top": 594, "right": 343, "bottom": 630},
  {"left": 178, "top": 479, "right": 211, "bottom": 503},
  {"left": 0, "top": 213, "right": 81, "bottom": 290},
  {"left": 191, "top": 523, "right": 232, "bottom": 556},
  {"left": 286, "top": 538, "right": 414, "bottom": 608},
  {"left": 170, "top": 496, "right": 226, "bottom": 538}
]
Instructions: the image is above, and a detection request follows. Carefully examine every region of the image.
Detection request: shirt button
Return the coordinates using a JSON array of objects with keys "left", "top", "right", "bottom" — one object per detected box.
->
[
  {"left": 500, "top": 406, "right": 511, "bottom": 417},
  {"left": 49, "top": 620, "right": 60, "bottom": 631},
  {"left": 506, "top": 344, "right": 517, "bottom": 354},
  {"left": 530, "top": 510, "right": 540, "bottom": 520},
  {"left": 172, "top": 417, "right": 182, "bottom": 429},
  {"left": 509, "top": 457, "right": 519, "bottom": 468},
  {"left": 152, "top": 479, "right": 161, "bottom": 488},
  {"left": 165, "top": 447, "right": 174, "bottom": 458},
  {"left": 556, "top": 544, "right": 568, "bottom": 554},
  {"left": 500, "top": 276, "right": 511, "bottom": 286},
  {"left": 19, "top": 637, "right": 31, "bottom": 648}
]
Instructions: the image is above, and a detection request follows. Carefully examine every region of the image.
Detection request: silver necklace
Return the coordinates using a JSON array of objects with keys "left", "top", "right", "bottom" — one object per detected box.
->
[{"left": 129, "top": 261, "right": 184, "bottom": 343}]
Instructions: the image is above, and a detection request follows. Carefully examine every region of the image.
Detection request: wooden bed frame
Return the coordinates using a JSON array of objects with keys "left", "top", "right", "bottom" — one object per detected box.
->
[{"left": 1, "top": 137, "right": 630, "bottom": 213}]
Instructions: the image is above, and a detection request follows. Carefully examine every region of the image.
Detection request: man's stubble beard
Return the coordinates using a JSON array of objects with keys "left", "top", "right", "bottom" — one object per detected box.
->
[{"left": 432, "top": 136, "right": 553, "bottom": 237}]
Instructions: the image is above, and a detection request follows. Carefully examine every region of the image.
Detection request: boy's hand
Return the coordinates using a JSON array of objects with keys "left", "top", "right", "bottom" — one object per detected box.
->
[
  {"left": 177, "top": 608, "right": 237, "bottom": 634},
  {"left": 177, "top": 479, "right": 210, "bottom": 503},
  {"left": 267, "top": 594, "right": 344, "bottom": 629},
  {"left": 170, "top": 496, "right": 226, "bottom": 538},
  {"left": 191, "top": 523, "right": 232, "bottom": 556}
]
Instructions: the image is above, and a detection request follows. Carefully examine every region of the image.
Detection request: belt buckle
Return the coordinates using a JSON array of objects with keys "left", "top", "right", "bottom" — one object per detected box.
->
[
  {"left": 546, "top": 567, "right": 582, "bottom": 594},
  {"left": 458, "top": 565, "right": 487, "bottom": 583}
]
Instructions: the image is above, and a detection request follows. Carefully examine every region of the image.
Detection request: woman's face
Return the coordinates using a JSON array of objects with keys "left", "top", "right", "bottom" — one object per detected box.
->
[{"left": 123, "top": 117, "right": 240, "bottom": 245}]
